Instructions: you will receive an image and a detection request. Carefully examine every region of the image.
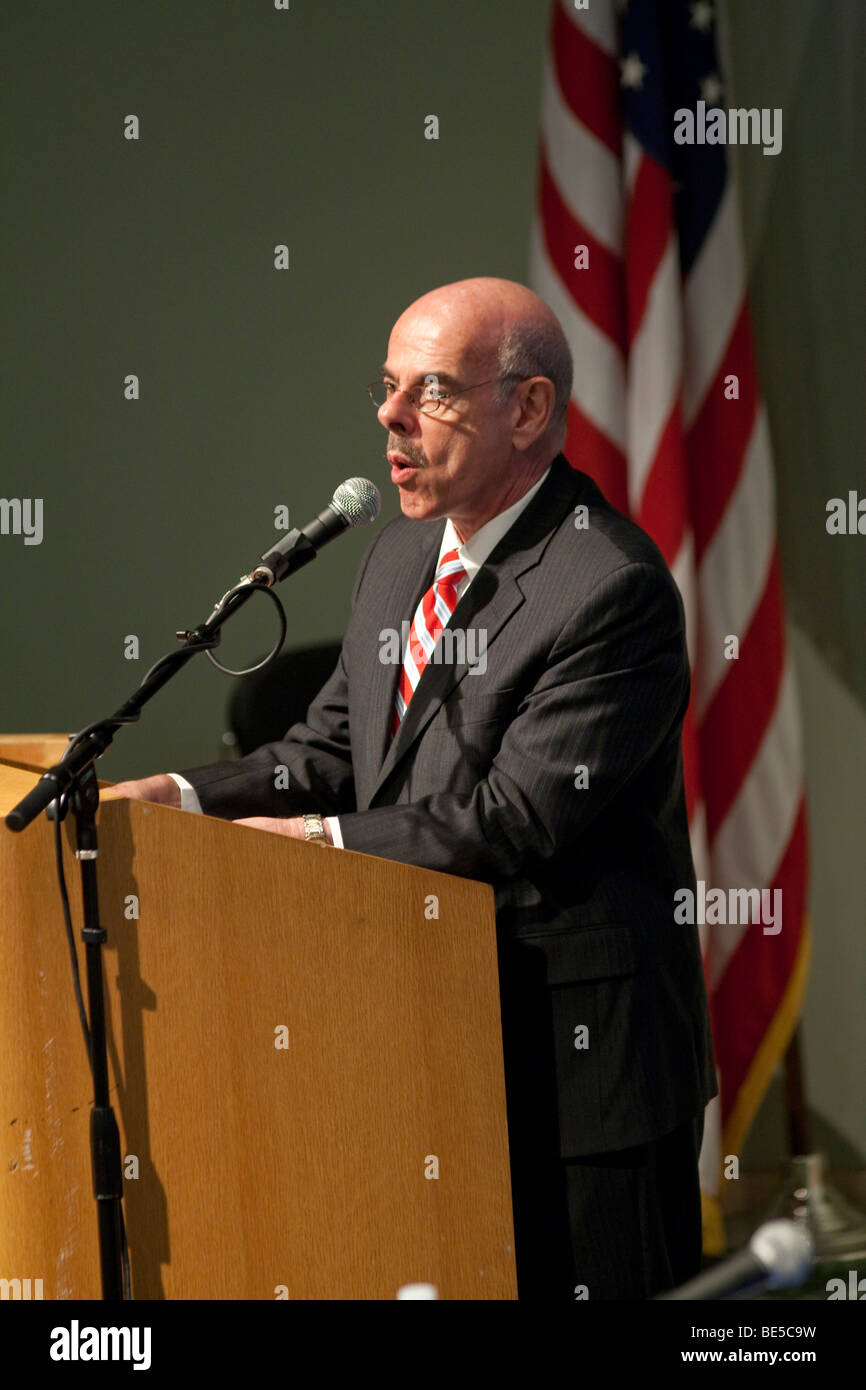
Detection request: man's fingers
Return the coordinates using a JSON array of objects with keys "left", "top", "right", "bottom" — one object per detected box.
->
[
  {"left": 233, "top": 816, "right": 305, "bottom": 838},
  {"left": 102, "top": 775, "right": 181, "bottom": 808}
]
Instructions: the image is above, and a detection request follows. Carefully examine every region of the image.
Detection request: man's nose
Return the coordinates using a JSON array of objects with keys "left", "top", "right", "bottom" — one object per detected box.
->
[{"left": 378, "top": 390, "right": 418, "bottom": 434}]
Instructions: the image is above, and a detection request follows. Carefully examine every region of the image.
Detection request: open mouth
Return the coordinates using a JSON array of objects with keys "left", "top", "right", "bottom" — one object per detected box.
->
[{"left": 388, "top": 452, "right": 420, "bottom": 484}]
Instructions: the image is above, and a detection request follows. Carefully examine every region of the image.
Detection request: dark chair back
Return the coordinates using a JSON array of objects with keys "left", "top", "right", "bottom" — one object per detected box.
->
[{"left": 226, "top": 643, "right": 343, "bottom": 756}]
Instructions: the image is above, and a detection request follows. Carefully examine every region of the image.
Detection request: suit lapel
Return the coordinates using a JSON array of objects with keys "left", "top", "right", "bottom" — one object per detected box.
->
[
  {"left": 368, "top": 456, "right": 582, "bottom": 801},
  {"left": 364, "top": 517, "right": 444, "bottom": 781}
]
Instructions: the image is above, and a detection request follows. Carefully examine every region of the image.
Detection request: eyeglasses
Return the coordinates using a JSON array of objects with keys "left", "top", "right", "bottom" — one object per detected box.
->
[{"left": 366, "top": 373, "right": 526, "bottom": 417}]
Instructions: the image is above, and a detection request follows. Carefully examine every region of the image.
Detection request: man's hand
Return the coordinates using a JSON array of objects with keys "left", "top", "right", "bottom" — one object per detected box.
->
[
  {"left": 102, "top": 774, "right": 182, "bottom": 808},
  {"left": 232, "top": 816, "right": 334, "bottom": 844}
]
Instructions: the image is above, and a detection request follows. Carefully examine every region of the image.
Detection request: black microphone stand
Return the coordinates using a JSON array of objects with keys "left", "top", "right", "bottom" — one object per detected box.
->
[
  {"left": 5, "top": 541, "right": 309, "bottom": 1299},
  {"left": 66, "top": 761, "right": 125, "bottom": 1299}
]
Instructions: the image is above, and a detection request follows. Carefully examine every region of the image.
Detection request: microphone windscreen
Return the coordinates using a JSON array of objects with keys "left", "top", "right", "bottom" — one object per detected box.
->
[
  {"left": 332, "top": 477, "right": 381, "bottom": 526},
  {"left": 749, "top": 1220, "right": 814, "bottom": 1289}
]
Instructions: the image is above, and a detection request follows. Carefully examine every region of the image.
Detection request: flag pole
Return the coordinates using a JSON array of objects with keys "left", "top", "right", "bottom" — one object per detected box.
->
[{"left": 764, "top": 1026, "right": 866, "bottom": 1261}]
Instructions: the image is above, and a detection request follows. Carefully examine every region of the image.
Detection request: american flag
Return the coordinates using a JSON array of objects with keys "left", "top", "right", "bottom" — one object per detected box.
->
[{"left": 530, "top": 0, "right": 810, "bottom": 1251}]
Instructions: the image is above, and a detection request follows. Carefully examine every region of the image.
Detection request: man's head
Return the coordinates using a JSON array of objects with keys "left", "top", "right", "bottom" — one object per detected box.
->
[{"left": 374, "top": 278, "right": 572, "bottom": 541}]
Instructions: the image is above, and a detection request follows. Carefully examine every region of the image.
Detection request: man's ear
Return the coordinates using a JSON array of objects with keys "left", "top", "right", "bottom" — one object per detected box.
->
[{"left": 511, "top": 377, "right": 556, "bottom": 451}]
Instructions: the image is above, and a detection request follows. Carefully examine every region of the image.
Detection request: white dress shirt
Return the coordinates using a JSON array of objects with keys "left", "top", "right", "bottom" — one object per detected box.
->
[{"left": 170, "top": 466, "right": 551, "bottom": 844}]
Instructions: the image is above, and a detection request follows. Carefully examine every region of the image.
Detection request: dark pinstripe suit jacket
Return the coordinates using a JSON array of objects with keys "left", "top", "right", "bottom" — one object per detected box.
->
[{"left": 180, "top": 454, "right": 718, "bottom": 1156}]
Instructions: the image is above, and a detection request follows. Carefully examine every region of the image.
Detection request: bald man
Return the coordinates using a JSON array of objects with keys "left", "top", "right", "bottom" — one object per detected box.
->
[{"left": 111, "top": 278, "right": 717, "bottom": 1299}]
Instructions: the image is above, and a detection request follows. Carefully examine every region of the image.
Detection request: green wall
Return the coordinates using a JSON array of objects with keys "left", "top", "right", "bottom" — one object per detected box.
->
[{"left": 1, "top": 0, "right": 550, "bottom": 777}]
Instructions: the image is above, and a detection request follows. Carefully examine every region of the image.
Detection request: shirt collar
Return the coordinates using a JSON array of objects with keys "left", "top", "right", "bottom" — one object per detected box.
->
[{"left": 437, "top": 466, "right": 551, "bottom": 580}]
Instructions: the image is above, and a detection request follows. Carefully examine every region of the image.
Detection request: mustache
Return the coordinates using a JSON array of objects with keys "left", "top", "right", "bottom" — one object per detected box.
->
[{"left": 387, "top": 436, "right": 426, "bottom": 467}]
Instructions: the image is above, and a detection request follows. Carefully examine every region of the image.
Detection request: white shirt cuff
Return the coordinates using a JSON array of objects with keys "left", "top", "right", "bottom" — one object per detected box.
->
[
  {"left": 168, "top": 773, "right": 203, "bottom": 814},
  {"left": 168, "top": 774, "right": 342, "bottom": 845}
]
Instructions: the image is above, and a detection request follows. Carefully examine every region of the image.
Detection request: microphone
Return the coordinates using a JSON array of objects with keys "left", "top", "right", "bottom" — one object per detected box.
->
[
  {"left": 255, "top": 478, "right": 381, "bottom": 584},
  {"left": 5, "top": 479, "right": 382, "bottom": 833},
  {"left": 657, "top": 1220, "right": 814, "bottom": 1300}
]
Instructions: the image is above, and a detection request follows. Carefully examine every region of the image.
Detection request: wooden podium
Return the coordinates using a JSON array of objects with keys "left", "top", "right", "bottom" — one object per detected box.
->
[{"left": 0, "top": 749, "right": 517, "bottom": 1300}]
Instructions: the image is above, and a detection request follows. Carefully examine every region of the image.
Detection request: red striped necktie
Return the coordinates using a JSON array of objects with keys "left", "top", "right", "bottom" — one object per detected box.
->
[{"left": 391, "top": 548, "right": 469, "bottom": 737}]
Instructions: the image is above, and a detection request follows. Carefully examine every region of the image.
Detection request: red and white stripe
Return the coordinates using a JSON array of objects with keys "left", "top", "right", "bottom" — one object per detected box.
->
[
  {"left": 531, "top": 0, "right": 808, "bottom": 1221},
  {"left": 392, "top": 550, "right": 468, "bottom": 736}
]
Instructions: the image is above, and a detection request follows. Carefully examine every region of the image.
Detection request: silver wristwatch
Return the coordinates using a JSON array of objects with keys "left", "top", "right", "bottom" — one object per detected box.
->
[{"left": 302, "top": 812, "right": 328, "bottom": 845}]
